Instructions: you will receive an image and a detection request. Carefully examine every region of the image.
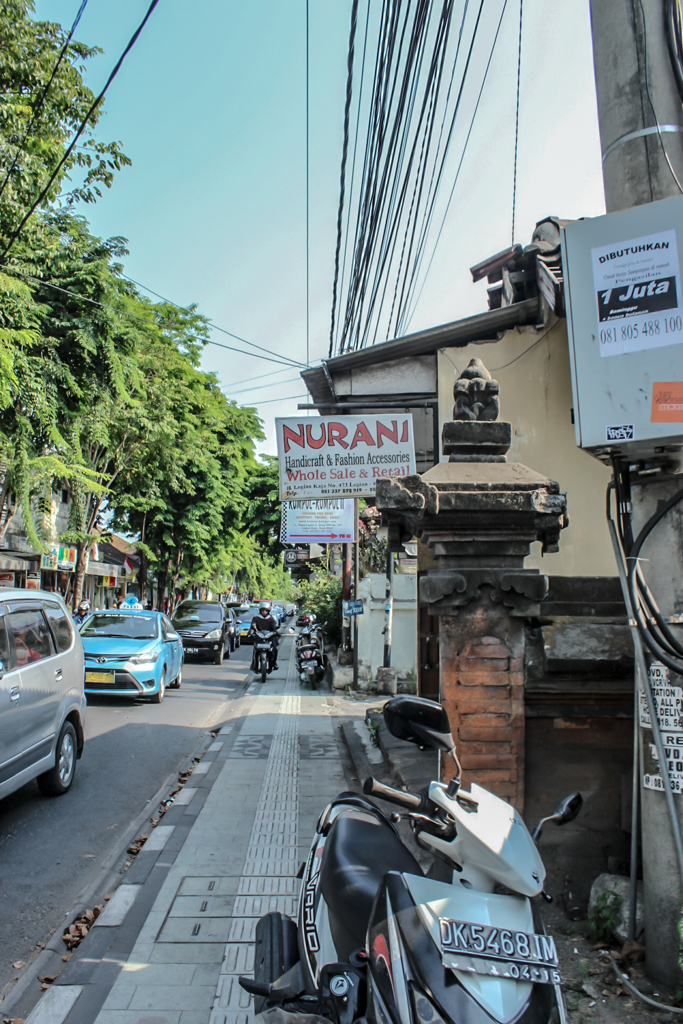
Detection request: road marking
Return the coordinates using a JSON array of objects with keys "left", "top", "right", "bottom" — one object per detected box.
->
[
  {"left": 24, "top": 985, "right": 83, "bottom": 1024},
  {"left": 142, "top": 825, "right": 175, "bottom": 852},
  {"left": 218, "top": 725, "right": 233, "bottom": 736},
  {"left": 95, "top": 885, "right": 140, "bottom": 927}
]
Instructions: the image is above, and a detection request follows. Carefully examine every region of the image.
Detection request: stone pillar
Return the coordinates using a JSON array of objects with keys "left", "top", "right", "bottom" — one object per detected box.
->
[{"left": 377, "top": 359, "right": 567, "bottom": 812}]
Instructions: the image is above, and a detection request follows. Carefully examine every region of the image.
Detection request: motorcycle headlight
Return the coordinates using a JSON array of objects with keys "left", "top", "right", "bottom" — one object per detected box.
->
[
  {"left": 411, "top": 987, "right": 450, "bottom": 1024},
  {"left": 129, "top": 651, "right": 159, "bottom": 665},
  {"left": 205, "top": 628, "right": 222, "bottom": 639}
]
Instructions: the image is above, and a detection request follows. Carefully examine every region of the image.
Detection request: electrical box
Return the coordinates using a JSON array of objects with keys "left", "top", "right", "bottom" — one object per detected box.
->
[{"left": 562, "top": 194, "right": 683, "bottom": 463}]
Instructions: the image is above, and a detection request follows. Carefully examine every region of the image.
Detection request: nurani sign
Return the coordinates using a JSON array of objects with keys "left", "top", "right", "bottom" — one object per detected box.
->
[{"left": 275, "top": 414, "right": 416, "bottom": 500}]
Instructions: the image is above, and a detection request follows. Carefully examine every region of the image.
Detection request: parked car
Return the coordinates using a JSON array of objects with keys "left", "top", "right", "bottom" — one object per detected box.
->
[
  {"left": 0, "top": 589, "right": 86, "bottom": 800},
  {"left": 81, "top": 610, "right": 182, "bottom": 703},
  {"left": 171, "top": 600, "right": 235, "bottom": 664},
  {"left": 296, "top": 611, "right": 315, "bottom": 627}
]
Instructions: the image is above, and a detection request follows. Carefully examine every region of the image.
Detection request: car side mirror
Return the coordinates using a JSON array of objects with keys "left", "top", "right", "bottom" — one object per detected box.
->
[
  {"left": 383, "top": 695, "right": 456, "bottom": 754},
  {"left": 531, "top": 792, "right": 583, "bottom": 842},
  {"left": 168, "top": 632, "right": 180, "bottom": 641}
]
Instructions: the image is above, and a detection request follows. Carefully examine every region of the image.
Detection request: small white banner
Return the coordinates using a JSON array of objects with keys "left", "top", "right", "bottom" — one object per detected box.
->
[
  {"left": 276, "top": 414, "right": 416, "bottom": 500},
  {"left": 281, "top": 499, "right": 357, "bottom": 543},
  {"left": 592, "top": 229, "right": 683, "bottom": 357}
]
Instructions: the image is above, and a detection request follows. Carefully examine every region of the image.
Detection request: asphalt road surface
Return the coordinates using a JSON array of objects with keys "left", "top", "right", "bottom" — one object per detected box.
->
[{"left": 0, "top": 644, "right": 254, "bottom": 995}]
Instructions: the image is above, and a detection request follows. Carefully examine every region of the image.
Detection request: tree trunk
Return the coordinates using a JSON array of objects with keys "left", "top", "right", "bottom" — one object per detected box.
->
[
  {"left": 73, "top": 541, "right": 88, "bottom": 608},
  {"left": 156, "top": 559, "right": 170, "bottom": 612},
  {"left": 138, "top": 551, "right": 148, "bottom": 605}
]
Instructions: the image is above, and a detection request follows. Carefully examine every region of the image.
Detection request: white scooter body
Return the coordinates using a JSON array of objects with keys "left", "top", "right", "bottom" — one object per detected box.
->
[{"left": 298, "top": 784, "right": 565, "bottom": 1024}]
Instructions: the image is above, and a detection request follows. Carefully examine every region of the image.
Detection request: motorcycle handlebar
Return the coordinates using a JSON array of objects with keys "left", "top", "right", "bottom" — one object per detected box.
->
[{"left": 363, "top": 776, "right": 422, "bottom": 811}]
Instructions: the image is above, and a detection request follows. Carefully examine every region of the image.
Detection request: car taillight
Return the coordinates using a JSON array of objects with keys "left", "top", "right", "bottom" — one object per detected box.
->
[{"left": 304, "top": 650, "right": 313, "bottom": 658}]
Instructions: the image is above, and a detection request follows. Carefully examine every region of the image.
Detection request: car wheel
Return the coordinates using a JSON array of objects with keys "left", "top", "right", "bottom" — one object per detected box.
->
[
  {"left": 38, "top": 721, "right": 77, "bottom": 796},
  {"left": 214, "top": 646, "right": 224, "bottom": 666},
  {"left": 225, "top": 639, "right": 230, "bottom": 660},
  {"left": 151, "top": 668, "right": 166, "bottom": 704},
  {"left": 171, "top": 666, "right": 182, "bottom": 689}
]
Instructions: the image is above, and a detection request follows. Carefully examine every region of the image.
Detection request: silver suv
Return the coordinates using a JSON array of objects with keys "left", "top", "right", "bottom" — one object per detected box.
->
[{"left": 0, "top": 590, "right": 86, "bottom": 800}]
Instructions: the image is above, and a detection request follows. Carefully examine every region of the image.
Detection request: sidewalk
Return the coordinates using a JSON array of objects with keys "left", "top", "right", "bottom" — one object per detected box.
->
[{"left": 23, "top": 635, "right": 352, "bottom": 1024}]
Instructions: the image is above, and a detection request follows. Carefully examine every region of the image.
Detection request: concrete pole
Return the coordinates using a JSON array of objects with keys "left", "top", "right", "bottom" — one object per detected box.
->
[
  {"left": 341, "top": 542, "right": 351, "bottom": 653},
  {"left": 590, "top": 0, "right": 683, "bottom": 987},
  {"left": 383, "top": 549, "right": 394, "bottom": 668},
  {"left": 590, "top": 0, "right": 683, "bottom": 212}
]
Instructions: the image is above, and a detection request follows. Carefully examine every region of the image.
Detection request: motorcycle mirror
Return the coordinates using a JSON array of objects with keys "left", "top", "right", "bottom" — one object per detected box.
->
[
  {"left": 551, "top": 791, "right": 583, "bottom": 826},
  {"left": 531, "top": 791, "right": 583, "bottom": 842},
  {"left": 383, "top": 695, "right": 455, "bottom": 754}
]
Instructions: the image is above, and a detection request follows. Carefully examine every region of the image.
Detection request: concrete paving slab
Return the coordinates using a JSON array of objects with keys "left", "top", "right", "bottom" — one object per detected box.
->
[
  {"left": 173, "top": 788, "right": 197, "bottom": 806},
  {"left": 95, "top": 887, "right": 141, "bottom": 928},
  {"left": 25, "top": 985, "right": 84, "bottom": 1024},
  {"left": 142, "top": 826, "right": 175, "bottom": 852}
]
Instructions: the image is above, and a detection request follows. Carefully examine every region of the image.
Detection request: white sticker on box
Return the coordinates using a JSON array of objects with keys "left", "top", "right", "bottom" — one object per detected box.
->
[{"left": 592, "top": 229, "right": 683, "bottom": 356}]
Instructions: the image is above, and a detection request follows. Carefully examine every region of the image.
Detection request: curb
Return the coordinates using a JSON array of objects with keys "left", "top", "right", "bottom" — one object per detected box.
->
[{"left": 0, "top": 675, "right": 252, "bottom": 1020}]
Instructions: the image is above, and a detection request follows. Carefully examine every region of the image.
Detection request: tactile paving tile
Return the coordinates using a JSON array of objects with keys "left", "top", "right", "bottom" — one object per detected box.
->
[{"left": 210, "top": 654, "right": 302, "bottom": 1024}]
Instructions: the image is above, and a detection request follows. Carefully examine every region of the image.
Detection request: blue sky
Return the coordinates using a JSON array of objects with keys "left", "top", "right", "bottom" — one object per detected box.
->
[{"left": 34, "top": 0, "right": 606, "bottom": 453}]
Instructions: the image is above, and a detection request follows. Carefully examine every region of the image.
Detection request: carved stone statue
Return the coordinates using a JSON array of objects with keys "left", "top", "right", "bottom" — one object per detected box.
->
[{"left": 453, "top": 358, "right": 500, "bottom": 421}]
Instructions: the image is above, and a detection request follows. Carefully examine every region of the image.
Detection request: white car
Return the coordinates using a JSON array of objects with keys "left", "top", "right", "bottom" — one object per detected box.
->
[{"left": 0, "top": 590, "right": 86, "bottom": 800}]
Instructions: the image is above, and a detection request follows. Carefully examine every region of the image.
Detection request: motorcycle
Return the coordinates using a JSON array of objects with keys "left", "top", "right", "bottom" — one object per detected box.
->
[
  {"left": 252, "top": 629, "right": 278, "bottom": 683},
  {"left": 296, "top": 626, "right": 325, "bottom": 688},
  {"left": 240, "top": 695, "right": 581, "bottom": 1024}
]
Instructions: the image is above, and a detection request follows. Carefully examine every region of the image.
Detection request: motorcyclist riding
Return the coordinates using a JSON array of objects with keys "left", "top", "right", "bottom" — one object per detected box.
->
[
  {"left": 73, "top": 600, "right": 90, "bottom": 626},
  {"left": 248, "top": 602, "right": 280, "bottom": 671}
]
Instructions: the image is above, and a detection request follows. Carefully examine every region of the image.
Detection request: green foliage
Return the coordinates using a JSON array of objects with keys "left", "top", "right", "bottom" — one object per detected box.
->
[
  {"left": 299, "top": 569, "right": 343, "bottom": 648},
  {"left": 586, "top": 891, "right": 622, "bottom": 944},
  {"left": 367, "top": 718, "right": 381, "bottom": 748}
]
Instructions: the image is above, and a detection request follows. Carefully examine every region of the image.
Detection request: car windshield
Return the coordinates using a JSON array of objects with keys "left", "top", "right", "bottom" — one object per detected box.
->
[
  {"left": 81, "top": 614, "right": 158, "bottom": 640},
  {"left": 173, "top": 603, "right": 222, "bottom": 625},
  {"left": 239, "top": 609, "right": 261, "bottom": 624}
]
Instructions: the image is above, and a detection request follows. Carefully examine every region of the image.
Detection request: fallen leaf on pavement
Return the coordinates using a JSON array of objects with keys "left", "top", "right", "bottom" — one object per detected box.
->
[
  {"left": 104, "top": 894, "right": 113, "bottom": 901},
  {"left": 38, "top": 976, "right": 56, "bottom": 985},
  {"left": 11, "top": 962, "right": 25, "bottom": 970},
  {"left": 61, "top": 955, "right": 72, "bottom": 963},
  {"left": 622, "top": 939, "right": 646, "bottom": 961},
  {"left": 35, "top": 942, "right": 44, "bottom": 950}
]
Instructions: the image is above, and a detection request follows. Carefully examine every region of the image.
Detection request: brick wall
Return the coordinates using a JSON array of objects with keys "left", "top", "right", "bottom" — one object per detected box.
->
[{"left": 439, "top": 603, "right": 525, "bottom": 811}]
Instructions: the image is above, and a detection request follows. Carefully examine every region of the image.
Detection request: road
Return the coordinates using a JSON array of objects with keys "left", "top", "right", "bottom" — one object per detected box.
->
[{"left": 0, "top": 644, "right": 254, "bottom": 995}]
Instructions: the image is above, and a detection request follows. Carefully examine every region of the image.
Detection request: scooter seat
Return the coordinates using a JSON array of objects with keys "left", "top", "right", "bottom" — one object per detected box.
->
[{"left": 320, "top": 807, "right": 423, "bottom": 961}]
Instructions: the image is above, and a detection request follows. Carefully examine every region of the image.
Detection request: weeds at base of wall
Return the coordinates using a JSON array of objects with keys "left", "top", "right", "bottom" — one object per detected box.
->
[{"left": 586, "top": 891, "right": 622, "bottom": 944}]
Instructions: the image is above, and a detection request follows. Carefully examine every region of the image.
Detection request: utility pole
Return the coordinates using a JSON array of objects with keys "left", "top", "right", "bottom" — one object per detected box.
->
[
  {"left": 341, "top": 542, "right": 352, "bottom": 656},
  {"left": 382, "top": 549, "right": 393, "bottom": 668},
  {"left": 591, "top": 0, "right": 683, "bottom": 213},
  {"left": 590, "top": 0, "right": 683, "bottom": 987}
]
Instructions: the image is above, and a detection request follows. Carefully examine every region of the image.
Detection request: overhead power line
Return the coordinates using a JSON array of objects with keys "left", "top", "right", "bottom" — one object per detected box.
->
[
  {"left": 122, "top": 274, "right": 308, "bottom": 369},
  {"left": 1, "top": 0, "right": 161, "bottom": 260},
  {"left": 0, "top": 0, "right": 89, "bottom": 203},
  {"left": 0, "top": 263, "right": 307, "bottom": 370},
  {"left": 511, "top": 0, "right": 523, "bottom": 245}
]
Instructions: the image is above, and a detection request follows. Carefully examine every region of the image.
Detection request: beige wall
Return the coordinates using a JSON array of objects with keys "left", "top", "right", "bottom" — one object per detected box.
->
[{"left": 438, "top": 320, "right": 614, "bottom": 576}]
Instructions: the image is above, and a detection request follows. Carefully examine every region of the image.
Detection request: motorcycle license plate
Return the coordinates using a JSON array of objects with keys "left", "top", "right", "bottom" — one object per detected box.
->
[
  {"left": 255, "top": 644, "right": 270, "bottom": 650},
  {"left": 440, "top": 919, "right": 561, "bottom": 985}
]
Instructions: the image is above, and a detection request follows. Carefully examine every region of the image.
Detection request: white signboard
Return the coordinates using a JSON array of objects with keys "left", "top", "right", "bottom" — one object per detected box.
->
[
  {"left": 276, "top": 415, "right": 416, "bottom": 500},
  {"left": 281, "top": 499, "right": 357, "bottom": 543},
  {"left": 640, "top": 662, "right": 683, "bottom": 793},
  {"left": 592, "top": 229, "right": 683, "bottom": 357}
]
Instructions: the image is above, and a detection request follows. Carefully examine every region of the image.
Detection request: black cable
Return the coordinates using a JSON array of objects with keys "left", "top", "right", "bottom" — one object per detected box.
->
[
  {"left": 1, "top": 0, "right": 161, "bottom": 260},
  {"left": 121, "top": 273, "right": 307, "bottom": 368},
  {"left": 665, "top": 0, "right": 683, "bottom": 104},
  {"left": 0, "top": 263, "right": 307, "bottom": 370},
  {"left": 626, "top": 485, "right": 683, "bottom": 675},
  {"left": 637, "top": 0, "right": 683, "bottom": 195},
  {"left": 0, "top": 0, "right": 89, "bottom": 202},
  {"left": 399, "top": 0, "right": 508, "bottom": 333},
  {"left": 329, "top": 0, "right": 360, "bottom": 358},
  {"left": 511, "top": 0, "right": 522, "bottom": 246}
]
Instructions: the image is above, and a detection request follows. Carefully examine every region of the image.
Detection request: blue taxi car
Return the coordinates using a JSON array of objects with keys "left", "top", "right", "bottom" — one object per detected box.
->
[{"left": 80, "top": 610, "right": 183, "bottom": 703}]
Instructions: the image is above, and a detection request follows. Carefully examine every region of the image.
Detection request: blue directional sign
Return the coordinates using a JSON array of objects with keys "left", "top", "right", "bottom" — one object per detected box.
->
[{"left": 343, "top": 599, "right": 364, "bottom": 617}]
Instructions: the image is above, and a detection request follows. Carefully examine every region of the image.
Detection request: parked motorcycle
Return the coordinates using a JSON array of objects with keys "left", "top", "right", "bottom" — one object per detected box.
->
[
  {"left": 240, "top": 695, "right": 581, "bottom": 1024},
  {"left": 296, "top": 626, "right": 325, "bottom": 688},
  {"left": 252, "top": 629, "right": 278, "bottom": 683}
]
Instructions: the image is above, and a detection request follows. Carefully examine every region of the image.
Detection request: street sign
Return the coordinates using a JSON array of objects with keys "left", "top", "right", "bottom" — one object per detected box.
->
[
  {"left": 343, "top": 599, "right": 364, "bottom": 617},
  {"left": 280, "top": 499, "right": 357, "bottom": 543},
  {"left": 283, "top": 549, "right": 310, "bottom": 565},
  {"left": 275, "top": 414, "right": 416, "bottom": 500}
]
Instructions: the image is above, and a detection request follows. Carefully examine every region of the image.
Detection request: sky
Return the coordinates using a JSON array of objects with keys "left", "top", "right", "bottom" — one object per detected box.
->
[{"left": 33, "top": 0, "right": 606, "bottom": 454}]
